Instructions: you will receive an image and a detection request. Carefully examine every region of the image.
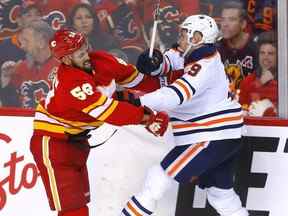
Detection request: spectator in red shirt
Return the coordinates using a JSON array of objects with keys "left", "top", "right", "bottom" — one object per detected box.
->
[
  {"left": 11, "top": 20, "right": 59, "bottom": 108},
  {"left": 239, "top": 31, "right": 277, "bottom": 117}
]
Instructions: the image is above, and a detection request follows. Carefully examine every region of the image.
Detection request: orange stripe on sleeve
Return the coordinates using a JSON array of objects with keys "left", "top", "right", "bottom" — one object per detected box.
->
[
  {"left": 127, "top": 202, "right": 142, "bottom": 216},
  {"left": 174, "top": 80, "right": 191, "bottom": 99}
]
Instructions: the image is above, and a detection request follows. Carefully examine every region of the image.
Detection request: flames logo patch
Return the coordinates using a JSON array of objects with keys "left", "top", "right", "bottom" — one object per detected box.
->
[{"left": 0, "top": 0, "right": 22, "bottom": 40}]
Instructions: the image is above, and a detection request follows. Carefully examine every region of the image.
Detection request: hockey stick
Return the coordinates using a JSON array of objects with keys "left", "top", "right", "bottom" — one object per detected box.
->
[
  {"left": 149, "top": 0, "right": 161, "bottom": 58},
  {"left": 89, "top": 128, "right": 118, "bottom": 149}
]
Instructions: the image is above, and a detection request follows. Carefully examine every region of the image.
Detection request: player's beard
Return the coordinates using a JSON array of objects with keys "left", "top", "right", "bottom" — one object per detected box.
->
[
  {"left": 83, "top": 60, "right": 93, "bottom": 74},
  {"left": 72, "top": 60, "right": 93, "bottom": 74}
]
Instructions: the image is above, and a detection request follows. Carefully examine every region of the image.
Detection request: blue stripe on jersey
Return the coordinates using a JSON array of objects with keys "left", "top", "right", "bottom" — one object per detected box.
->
[
  {"left": 122, "top": 209, "right": 130, "bottom": 216},
  {"left": 131, "top": 196, "right": 153, "bottom": 215},
  {"left": 180, "top": 77, "right": 196, "bottom": 95},
  {"left": 167, "top": 86, "right": 184, "bottom": 104},
  {"left": 170, "top": 107, "right": 242, "bottom": 122},
  {"left": 173, "top": 123, "right": 244, "bottom": 136}
]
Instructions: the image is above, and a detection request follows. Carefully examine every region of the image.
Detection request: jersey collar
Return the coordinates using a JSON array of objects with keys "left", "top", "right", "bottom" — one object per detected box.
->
[{"left": 187, "top": 44, "right": 217, "bottom": 62}]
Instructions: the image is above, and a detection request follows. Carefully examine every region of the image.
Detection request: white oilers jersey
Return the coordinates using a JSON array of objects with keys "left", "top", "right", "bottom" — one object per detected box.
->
[
  {"left": 164, "top": 48, "right": 185, "bottom": 71},
  {"left": 141, "top": 46, "right": 243, "bottom": 145}
]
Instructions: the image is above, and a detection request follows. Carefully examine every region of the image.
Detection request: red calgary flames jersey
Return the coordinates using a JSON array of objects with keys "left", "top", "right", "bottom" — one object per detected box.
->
[
  {"left": 89, "top": 51, "right": 162, "bottom": 93},
  {"left": 33, "top": 51, "right": 162, "bottom": 138}
]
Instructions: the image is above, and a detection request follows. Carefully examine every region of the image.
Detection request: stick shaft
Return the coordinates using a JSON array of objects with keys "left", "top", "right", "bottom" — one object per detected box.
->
[
  {"left": 149, "top": 21, "right": 158, "bottom": 58},
  {"left": 149, "top": 0, "right": 161, "bottom": 58}
]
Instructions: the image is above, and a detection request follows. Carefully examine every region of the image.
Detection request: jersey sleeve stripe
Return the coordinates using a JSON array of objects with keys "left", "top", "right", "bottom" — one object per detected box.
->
[
  {"left": 180, "top": 77, "right": 196, "bottom": 95},
  {"left": 118, "top": 67, "right": 139, "bottom": 85},
  {"left": 88, "top": 98, "right": 113, "bottom": 116},
  {"left": 96, "top": 100, "right": 119, "bottom": 121},
  {"left": 34, "top": 121, "right": 83, "bottom": 134},
  {"left": 126, "top": 201, "right": 142, "bottom": 216},
  {"left": 36, "top": 104, "right": 103, "bottom": 128},
  {"left": 82, "top": 95, "right": 107, "bottom": 113},
  {"left": 174, "top": 80, "right": 192, "bottom": 100},
  {"left": 119, "top": 71, "right": 145, "bottom": 88},
  {"left": 167, "top": 85, "right": 184, "bottom": 104},
  {"left": 121, "top": 209, "right": 130, "bottom": 216}
]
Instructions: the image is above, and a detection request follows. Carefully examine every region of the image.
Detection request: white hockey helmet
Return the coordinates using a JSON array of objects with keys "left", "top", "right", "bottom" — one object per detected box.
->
[{"left": 180, "top": 14, "right": 219, "bottom": 46}]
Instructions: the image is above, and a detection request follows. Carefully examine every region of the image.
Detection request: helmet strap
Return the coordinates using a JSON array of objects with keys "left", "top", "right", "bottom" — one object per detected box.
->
[
  {"left": 183, "top": 44, "right": 193, "bottom": 57},
  {"left": 183, "top": 38, "right": 204, "bottom": 57}
]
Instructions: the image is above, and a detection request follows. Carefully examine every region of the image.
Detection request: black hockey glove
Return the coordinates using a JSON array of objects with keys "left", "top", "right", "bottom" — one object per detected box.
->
[
  {"left": 136, "top": 49, "right": 163, "bottom": 76},
  {"left": 115, "top": 90, "right": 141, "bottom": 106},
  {"left": 65, "top": 129, "right": 92, "bottom": 150}
]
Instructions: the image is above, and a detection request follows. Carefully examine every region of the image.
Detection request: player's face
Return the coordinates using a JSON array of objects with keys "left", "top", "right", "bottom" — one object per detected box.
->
[
  {"left": 71, "top": 43, "right": 92, "bottom": 73},
  {"left": 220, "top": 9, "right": 244, "bottom": 39},
  {"left": 178, "top": 28, "right": 189, "bottom": 51},
  {"left": 72, "top": 7, "right": 94, "bottom": 36},
  {"left": 259, "top": 43, "right": 277, "bottom": 71}
]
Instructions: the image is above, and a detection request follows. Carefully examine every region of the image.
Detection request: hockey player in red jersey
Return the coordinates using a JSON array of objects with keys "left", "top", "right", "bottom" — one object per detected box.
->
[
  {"left": 30, "top": 28, "right": 169, "bottom": 216},
  {"left": 120, "top": 15, "right": 249, "bottom": 216}
]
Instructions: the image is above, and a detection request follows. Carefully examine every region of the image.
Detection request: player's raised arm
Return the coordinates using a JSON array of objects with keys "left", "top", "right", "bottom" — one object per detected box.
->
[
  {"left": 47, "top": 29, "right": 169, "bottom": 137},
  {"left": 118, "top": 15, "right": 222, "bottom": 112}
]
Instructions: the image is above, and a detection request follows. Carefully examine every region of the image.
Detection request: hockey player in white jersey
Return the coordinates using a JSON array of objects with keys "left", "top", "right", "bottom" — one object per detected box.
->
[{"left": 120, "top": 15, "right": 249, "bottom": 216}]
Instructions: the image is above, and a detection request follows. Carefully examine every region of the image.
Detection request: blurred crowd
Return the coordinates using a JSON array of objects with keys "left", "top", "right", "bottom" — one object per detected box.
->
[{"left": 0, "top": 0, "right": 277, "bottom": 117}]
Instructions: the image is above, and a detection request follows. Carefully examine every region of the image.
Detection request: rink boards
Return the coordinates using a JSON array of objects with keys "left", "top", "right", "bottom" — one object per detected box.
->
[{"left": 0, "top": 110, "right": 287, "bottom": 216}]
